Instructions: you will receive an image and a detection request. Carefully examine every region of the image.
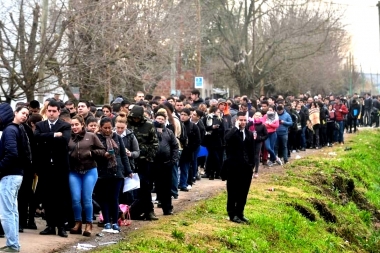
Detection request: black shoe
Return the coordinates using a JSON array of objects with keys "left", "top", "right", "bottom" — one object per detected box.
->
[
  {"left": 145, "top": 212, "right": 159, "bottom": 221},
  {"left": 57, "top": 227, "right": 68, "bottom": 237},
  {"left": 172, "top": 195, "right": 178, "bottom": 200},
  {"left": 157, "top": 202, "right": 162, "bottom": 208},
  {"left": 196, "top": 174, "right": 201, "bottom": 180},
  {"left": 0, "top": 234, "right": 4, "bottom": 238},
  {"left": 201, "top": 174, "right": 209, "bottom": 178},
  {"left": 27, "top": 222, "right": 37, "bottom": 230},
  {"left": 300, "top": 148, "right": 306, "bottom": 151},
  {"left": 163, "top": 210, "right": 173, "bottom": 215},
  {"left": 179, "top": 187, "right": 189, "bottom": 192},
  {"left": 209, "top": 175, "right": 215, "bottom": 180},
  {"left": 39, "top": 226, "right": 56, "bottom": 235},
  {"left": 238, "top": 216, "right": 250, "bottom": 223},
  {"left": 230, "top": 216, "right": 243, "bottom": 223},
  {"left": 19, "top": 226, "right": 23, "bottom": 233}
]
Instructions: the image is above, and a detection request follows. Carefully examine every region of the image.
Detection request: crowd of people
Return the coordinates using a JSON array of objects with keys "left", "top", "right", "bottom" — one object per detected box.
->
[{"left": 0, "top": 89, "right": 379, "bottom": 252}]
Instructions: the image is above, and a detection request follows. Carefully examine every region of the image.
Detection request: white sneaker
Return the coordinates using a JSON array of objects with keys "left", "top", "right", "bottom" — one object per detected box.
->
[
  {"left": 292, "top": 150, "right": 296, "bottom": 153},
  {"left": 186, "top": 185, "right": 192, "bottom": 190},
  {"left": 276, "top": 157, "right": 283, "bottom": 166}
]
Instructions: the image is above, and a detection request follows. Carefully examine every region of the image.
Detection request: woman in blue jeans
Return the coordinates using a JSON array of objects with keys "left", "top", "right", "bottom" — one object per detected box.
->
[
  {"left": 262, "top": 106, "right": 280, "bottom": 167},
  {"left": 68, "top": 115, "right": 106, "bottom": 237},
  {"left": 0, "top": 105, "right": 32, "bottom": 252}
]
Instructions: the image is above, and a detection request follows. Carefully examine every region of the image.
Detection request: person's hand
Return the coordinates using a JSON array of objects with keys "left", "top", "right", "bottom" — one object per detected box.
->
[
  {"left": 213, "top": 124, "right": 219, "bottom": 129},
  {"left": 105, "top": 152, "right": 112, "bottom": 159},
  {"left": 235, "top": 120, "right": 240, "bottom": 129},
  {"left": 54, "top": 132, "right": 62, "bottom": 137},
  {"left": 127, "top": 173, "right": 133, "bottom": 179},
  {"left": 126, "top": 150, "right": 132, "bottom": 157}
]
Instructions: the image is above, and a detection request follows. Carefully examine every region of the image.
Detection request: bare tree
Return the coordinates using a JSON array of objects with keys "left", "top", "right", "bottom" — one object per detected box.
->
[
  {"left": 0, "top": 0, "right": 68, "bottom": 102},
  {"left": 203, "top": 0, "right": 349, "bottom": 96}
]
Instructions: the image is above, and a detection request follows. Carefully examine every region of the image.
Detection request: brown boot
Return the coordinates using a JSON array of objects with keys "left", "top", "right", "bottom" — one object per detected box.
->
[
  {"left": 82, "top": 222, "right": 92, "bottom": 237},
  {"left": 70, "top": 221, "right": 82, "bottom": 234}
]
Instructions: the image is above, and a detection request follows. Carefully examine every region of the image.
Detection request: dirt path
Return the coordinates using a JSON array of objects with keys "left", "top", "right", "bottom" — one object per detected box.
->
[{"left": 2, "top": 132, "right": 356, "bottom": 253}]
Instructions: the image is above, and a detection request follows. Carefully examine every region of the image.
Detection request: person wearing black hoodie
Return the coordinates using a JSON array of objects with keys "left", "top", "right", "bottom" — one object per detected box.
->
[
  {"left": 348, "top": 99, "right": 360, "bottom": 133},
  {"left": 0, "top": 106, "right": 32, "bottom": 252},
  {"left": 152, "top": 109, "right": 179, "bottom": 215}
]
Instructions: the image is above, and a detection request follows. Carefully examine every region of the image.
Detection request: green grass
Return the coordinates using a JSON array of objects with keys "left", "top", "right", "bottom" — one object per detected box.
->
[{"left": 94, "top": 129, "right": 380, "bottom": 253}]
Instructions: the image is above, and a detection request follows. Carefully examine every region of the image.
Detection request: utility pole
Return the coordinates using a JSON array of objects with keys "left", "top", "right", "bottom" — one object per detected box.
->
[
  {"left": 38, "top": 0, "right": 49, "bottom": 102},
  {"left": 377, "top": 1, "right": 380, "bottom": 50}
]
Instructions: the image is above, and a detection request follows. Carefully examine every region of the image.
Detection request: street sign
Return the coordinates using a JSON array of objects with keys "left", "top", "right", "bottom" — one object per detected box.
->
[{"left": 194, "top": 77, "right": 203, "bottom": 88}]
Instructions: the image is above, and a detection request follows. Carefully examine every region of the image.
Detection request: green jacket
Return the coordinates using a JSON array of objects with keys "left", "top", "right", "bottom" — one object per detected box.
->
[{"left": 127, "top": 106, "right": 158, "bottom": 162}]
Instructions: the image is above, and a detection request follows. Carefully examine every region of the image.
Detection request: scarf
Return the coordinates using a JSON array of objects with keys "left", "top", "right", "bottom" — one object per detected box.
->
[
  {"left": 266, "top": 112, "right": 278, "bottom": 124},
  {"left": 71, "top": 128, "right": 86, "bottom": 143},
  {"left": 100, "top": 133, "right": 118, "bottom": 171}
]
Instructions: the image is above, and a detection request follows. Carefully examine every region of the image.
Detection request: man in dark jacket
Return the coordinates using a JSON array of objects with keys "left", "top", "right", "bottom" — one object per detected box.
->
[
  {"left": 153, "top": 109, "right": 179, "bottom": 215},
  {"left": 223, "top": 112, "right": 254, "bottom": 223},
  {"left": 127, "top": 105, "right": 159, "bottom": 220},
  {"left": 190, "top": 110, "right": 205, "bottom": 182},
  {"left": 34, "top": 101, "right": 71, "bottom": 237},
  {"left": 178, "top": 109, "right": 200, "bottom": 191},
  {"left": 191, "top": 89, "right": 205, "bottom": 109}
]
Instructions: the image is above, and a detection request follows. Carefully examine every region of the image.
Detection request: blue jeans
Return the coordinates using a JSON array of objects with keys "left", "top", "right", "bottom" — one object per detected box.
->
[
  {"left": 191, "top": 146, "right": 201, "bottom": 182},
  {"left": 171, "top": 151, "right": 181, "bottom": 197},
  {"left": 300, "top": 126, "right": 306, "bottom": 148},
  {"left": 277, "top": 134, "right": 289, "bottom": 162},
  {"left": 337, "top": 121, "right": 344, "bottom": 143},
  {"left": 0, "top": 175, "right": 23, "bottom": 251},
  {"left": 69, "top": 168, "right": 98, "bottom": 223},
  {"left": 265, "top": 132, "right": 277, "bottom": 162},
  {"left": 178, "top": 161, "right": 190, "bottom": 189}
]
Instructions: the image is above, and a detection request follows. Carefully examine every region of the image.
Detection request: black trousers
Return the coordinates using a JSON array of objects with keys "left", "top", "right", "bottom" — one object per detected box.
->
[
  {"left": 38, "top": 168, "right": 70, "bottom": 228},
  {"left": 18, "top": 172, "right": 36, "bottom": 226},
  {"left": 205, "top": 147, "right": 224, "bottom": 177},
  {"left": 136, "top": 159, "right": 154, "bottom": 215},
  {"left": 226, "top": 165, "right": 253, "bottom": 218},
  {"left": 155, "top": 162, "right": 173, "bottom": 213}
]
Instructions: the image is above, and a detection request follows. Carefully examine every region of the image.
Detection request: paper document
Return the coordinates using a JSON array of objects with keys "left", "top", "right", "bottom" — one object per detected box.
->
[{"left": 123, "top": 173, "right": 140, "bottom": 193}]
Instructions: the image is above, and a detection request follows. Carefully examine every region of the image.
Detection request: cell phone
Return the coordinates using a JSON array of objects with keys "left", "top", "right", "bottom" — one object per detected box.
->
[{"left": 108, "top": 149, "right": 115, "bottom": 155}]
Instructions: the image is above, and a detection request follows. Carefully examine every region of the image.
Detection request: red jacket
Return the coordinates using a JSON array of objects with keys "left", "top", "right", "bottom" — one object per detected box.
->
[{"left": 334, "top": 103, "right": 348, "bottom": 121}]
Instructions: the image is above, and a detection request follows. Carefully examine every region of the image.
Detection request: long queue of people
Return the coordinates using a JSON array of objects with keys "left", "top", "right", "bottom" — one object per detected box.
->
[{"left": 0, "top": 90, "right": 378, "bottom": 252}]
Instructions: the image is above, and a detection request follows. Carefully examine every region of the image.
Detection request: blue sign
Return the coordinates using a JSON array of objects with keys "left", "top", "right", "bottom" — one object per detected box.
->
[{"left": 195, "top": 77, "right": 203, "bottom": 88}]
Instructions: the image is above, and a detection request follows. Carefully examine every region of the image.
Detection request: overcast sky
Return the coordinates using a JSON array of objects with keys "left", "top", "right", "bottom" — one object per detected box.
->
[{"left": 336, "top": 0, "right": 380, "bottom": 73}]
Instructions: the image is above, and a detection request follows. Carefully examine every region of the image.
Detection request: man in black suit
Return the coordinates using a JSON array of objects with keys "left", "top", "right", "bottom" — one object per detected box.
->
[
  {"left": 224, "top": 111, "right": 254, "bottom": 223},
  {"left": 34, "top": 100, "right": 71, "bottom": 237}
]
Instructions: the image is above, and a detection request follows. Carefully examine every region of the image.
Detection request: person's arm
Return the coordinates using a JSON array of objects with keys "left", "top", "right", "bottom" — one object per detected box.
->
[
  {"left": 130, "top": 135, "right": 140, "bottom": 159},
  {"left": 225, "top": 127, "right": 238, "bottom": 142},
  {"left": 90, "top": 134, "right": 106, "bottom": 157},
  {"left": 169, "top": 130, "right": 179, "bottom": 164},
  {"left": 282, "top": 114, "right": 293, "bottom": 127},
  {"left": 0, "top": 127, "right": 18, "bottom": 170},
  {"left": 118, "top": 135, "right": 132, "bottom": 177},
  {"left": 34, "top": 122, "right": 54, "bottom": 141}
]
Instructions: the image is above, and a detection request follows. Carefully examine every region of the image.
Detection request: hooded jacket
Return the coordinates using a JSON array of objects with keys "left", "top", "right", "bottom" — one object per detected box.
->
[
  {"left": 0, "top": 123, "right": 31, "bottom": 178},
  {"left": 127, "top": 106, "right": 158, "bottom": 163},
  {"left": 153, "top": 121, "right": 179, "bottom": 164}
]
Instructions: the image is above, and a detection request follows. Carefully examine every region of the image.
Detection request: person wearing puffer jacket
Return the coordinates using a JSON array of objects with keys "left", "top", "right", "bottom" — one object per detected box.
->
[
  {"left": 248, "top": 112, "right": 268, "bottom": 178},
  {"left": 261, "top": 106, "right": 279, "bottom": 167},
  {"left": 152, "top": 109, "right": 179, "bottom": 215}
]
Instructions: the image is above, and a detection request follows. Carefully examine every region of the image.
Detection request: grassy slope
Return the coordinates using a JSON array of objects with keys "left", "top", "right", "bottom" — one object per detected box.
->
[{"left": 96, "top": 129, "right": 380, "bottom": 253}]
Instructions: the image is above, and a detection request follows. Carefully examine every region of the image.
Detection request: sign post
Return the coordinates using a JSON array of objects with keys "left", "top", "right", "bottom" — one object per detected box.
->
[{"left": 194, "top": 77, "right": 203, "bottom": 89}]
